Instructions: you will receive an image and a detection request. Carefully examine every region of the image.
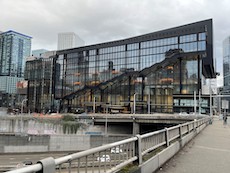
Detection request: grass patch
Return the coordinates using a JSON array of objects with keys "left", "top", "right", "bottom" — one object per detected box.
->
[
  {"left": 118, "top": 146, "right": 166, "bottom": 173},
  {"left": 142, "top": 146, "right": 166, "bottom": 162},
  {"left": 118, "top": 163, "right": 139, "bottom": 173}
]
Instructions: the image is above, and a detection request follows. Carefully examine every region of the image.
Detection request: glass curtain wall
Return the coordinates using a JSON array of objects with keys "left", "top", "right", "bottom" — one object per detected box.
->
[
  {"left": 223, "top": 37, "right": 230, "bottom": 89},
  {"left": 0, "top": 31, "right": 31, "bottom": 77},
  {"left": 55, "top": 31, "right": 207, "bottom": 113},
  {"left": 25, "top": 58, "right": 53, "bottom": 113},
  {"left": 26, "top": 60, "right": 42, "bottom": 112}
]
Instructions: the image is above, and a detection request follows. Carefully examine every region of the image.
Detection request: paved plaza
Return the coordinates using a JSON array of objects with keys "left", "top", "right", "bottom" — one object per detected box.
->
[{"left": 156, "top": 117, "right": 230, "bottom": 173}]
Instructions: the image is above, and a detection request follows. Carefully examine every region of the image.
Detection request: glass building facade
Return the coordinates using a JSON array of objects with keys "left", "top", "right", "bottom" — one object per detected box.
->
[
  {"left": 0, "top": 30, "right": 31, "bottom": 107},
  {"left": 25, "top": 19, "right": 215, "bottom": 113},
  {"left": 0, "top": 30, "right": 32, "bottom": 77},
  {"left": 222, "top": 36, "right": 230, "bottom": 109},
  {"left": 25, "top": 58, "right": 54, "bottom": 112},
  {"left": 223, "top": 37, "right": 230, "bottom": 92}
]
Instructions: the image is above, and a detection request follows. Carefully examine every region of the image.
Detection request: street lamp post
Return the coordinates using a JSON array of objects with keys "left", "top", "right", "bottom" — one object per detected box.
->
[
  {"left": 133, "top": 93, "right": 136, "bottom": 114},
  {"left": 105, "top": 104, "right": 109, "bottom": 136},
  {"left": 199, "top": 89, "right": 201, "bottom": 115},
  {"left": 219, "top": 95, "right": 221, "bottom": 116},
  {"left": 21, "top": 98, "right": 28, "bottom": 133},
  {"left": 148, "top": 93, "right": 151, "bottom": 114},
  {"left": 194, "top": 91, "right": 197, "bottom": 115},
  {"left": 93, "top": 96, "right": 96, "bottom": 114},
  {"left": 209, "top": 82, "right": 212, "bottom": 117},
  {"left": 21, "top": 99, "right": 28, "bottom": 115}
]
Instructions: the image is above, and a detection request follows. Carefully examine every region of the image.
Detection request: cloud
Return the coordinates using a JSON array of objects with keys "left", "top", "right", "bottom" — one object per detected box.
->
[{"left": 0, "top": 0, "right": 229, "bottom": 84}]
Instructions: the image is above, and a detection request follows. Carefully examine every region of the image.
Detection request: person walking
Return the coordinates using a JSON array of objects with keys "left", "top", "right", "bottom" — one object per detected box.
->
[{"left": 223, "top": 113, "right": 227, "bottom": 126}]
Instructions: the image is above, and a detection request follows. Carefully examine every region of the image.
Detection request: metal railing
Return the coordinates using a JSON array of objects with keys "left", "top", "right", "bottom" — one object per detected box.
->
[{"left": 5, "top": 116, "right": 211, "bottom": 173}]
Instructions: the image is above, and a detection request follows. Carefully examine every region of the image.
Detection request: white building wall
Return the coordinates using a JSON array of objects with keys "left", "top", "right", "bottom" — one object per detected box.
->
[
  {"left": 57, "top": 32, "right": 85, "bottom": 50},
  {"left": 76, "top": 34, "right": 85, "bottom": 47}
]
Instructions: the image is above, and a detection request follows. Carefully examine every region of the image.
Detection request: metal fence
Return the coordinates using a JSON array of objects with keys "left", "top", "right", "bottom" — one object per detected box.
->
[{"left": 5, "top": 116, "right": 211, "bottom": 173}]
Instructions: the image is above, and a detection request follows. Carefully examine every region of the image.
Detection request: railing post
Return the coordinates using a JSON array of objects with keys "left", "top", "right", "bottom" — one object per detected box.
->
[
  {"left": 197, "top": 119, "right": 200, "bottom": 131},
  {"left": 193, "top": 120, "right": 197, "bottom": 132},
  {"left": 209, "top": 117, "right": 213, "bottom": 124},
  {"left": 36, "top": 157, "right": 55, "bottom": 173},
  {"left": 179, "top": 124, "right": 182, "bottom": 140},
  {"left": 187, "top": 123, "right": 190, "bottom": 134},
  {"left": 135, "top": 134, "right": 142, "bottom": 165},
  {"left": 165, "top": 128, "right": 169, "bottom": 147},
  {"left": 178, "top": 125, "right": 183, "bottom": 148}
]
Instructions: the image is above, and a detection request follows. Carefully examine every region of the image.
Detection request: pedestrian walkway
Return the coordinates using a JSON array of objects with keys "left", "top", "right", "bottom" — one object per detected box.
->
[{"left": 156, "top": 117, "right": 230, "bottom": 173}]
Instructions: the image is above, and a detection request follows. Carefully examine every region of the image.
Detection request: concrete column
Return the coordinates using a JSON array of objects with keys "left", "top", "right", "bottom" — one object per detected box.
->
[{"left": 132, "top": 120, "right": 140, "bottom": 136}]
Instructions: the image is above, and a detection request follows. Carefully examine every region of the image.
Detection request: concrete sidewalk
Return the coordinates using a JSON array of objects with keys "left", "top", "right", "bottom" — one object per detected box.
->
[{"left": 156, "top": 117, "right": 230, "bottom": 173}]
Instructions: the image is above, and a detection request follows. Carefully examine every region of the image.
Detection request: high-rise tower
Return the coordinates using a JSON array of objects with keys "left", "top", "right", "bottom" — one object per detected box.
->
[
  {"left": 0, "top": 30, "right": 32, "bottom": 77},
  {"left": 57, "top": 32, "right": 84, "bottom": 50},
  {"left": 0, "top": 30, "right": 31, "bottom": 107}
]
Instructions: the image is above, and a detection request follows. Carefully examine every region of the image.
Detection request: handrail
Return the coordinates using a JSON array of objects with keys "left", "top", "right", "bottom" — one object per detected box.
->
[
  {"left": 141, "top": 128, "right": 166, "bottom": 138},
  {"left": 55, "top": 136, "right": 137, "bottom": 164},
  {"left": 5, "top": 164, "right": 42, "bottom": 173},
  {"left": 4, "top": 116, "right": 211, "bottom": 173}
]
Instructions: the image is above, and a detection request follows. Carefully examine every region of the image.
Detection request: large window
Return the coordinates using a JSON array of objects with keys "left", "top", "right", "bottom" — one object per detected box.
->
[
  {"left": 181, "top": 59, "right": 198, "bottom": 94},
  {"left": 58, "top": 32, "right": 207, "bottom": 99},
  {"left": 55, "top": 55, "right": 64, "bottom": 98}
]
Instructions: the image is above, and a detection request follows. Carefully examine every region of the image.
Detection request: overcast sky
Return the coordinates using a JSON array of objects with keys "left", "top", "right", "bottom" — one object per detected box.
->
[{"left": 1, "top": 0, "right": 229, "bottom": 86}]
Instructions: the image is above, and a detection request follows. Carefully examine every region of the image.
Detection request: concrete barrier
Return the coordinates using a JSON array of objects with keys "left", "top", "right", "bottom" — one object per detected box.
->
[
  {"left": 0, "top": 134, "right": 129, "bottom": 153},
  {"left": 137, "top": 122, "right": 208, "bottom": 173}
]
